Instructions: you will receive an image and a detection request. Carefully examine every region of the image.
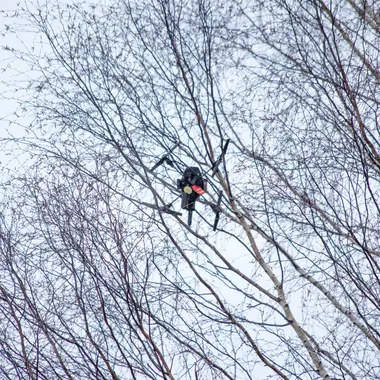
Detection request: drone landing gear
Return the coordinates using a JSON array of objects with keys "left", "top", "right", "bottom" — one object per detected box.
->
[{"left": 188, "top": 210, "right": 193, "bottom": 226}]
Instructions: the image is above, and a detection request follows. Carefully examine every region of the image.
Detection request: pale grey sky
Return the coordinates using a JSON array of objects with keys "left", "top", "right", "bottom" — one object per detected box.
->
[{"left": 0, "top": 0, "right": 39, "bottom": 177}]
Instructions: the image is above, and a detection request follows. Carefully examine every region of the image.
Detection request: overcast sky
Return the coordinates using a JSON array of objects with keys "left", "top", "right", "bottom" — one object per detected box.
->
[{"left": 0, "top": 0, "right": 38, "bottom": 178}]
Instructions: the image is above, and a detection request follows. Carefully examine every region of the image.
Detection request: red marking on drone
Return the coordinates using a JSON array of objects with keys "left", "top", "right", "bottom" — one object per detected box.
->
[{"left": 191, "top": 185, "right": 205, "bottom": 195}]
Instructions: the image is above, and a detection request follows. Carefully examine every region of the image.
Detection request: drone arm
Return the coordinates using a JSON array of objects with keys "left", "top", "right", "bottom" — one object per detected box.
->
[
  {"left": 150, "top": 141, "right": 180, "bottom": 172},
  {"left": 159, "top": 207, "right": 182, "bottom": 216},
  {"left": 211, "top": 139, "right": 230, "bottom": 177},
  {"left": 222, "top": 139, "right": 230, "bottom": 155},
  {"left": 140, "top": 201, "right": 182, "bottom": 216},
  {"left": 212, "top": 190, "right": 223, "bottom": 231},
  {"left": 150, "top": 157, "right": 165, "bottom": 172},
  {"left": 168, "top": 141, "right": 180, "bottom": 153},
  {"left": 211, "top": 157, "right": 222, "bottom": 177},
  {"left": 213, "top": 213, "right": 220, "bottom": 231}
]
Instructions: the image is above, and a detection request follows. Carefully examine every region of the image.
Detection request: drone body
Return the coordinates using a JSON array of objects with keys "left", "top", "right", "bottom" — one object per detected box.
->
[
  {"left": 177, "top": 167, "right": 207, "bottom": 225},
  {"left": 150, "top": 140, "right": 230, "bottom": 229}
]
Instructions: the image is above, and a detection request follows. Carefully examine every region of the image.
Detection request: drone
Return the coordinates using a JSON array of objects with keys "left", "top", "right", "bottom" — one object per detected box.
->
[{"left": 147, "top": 140, "right": 230, "bottom": 230}]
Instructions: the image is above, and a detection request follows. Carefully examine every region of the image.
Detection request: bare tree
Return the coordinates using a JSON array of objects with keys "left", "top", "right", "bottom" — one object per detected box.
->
[{"left": 1, "top": 0, "right": 379, "bottom": 378}]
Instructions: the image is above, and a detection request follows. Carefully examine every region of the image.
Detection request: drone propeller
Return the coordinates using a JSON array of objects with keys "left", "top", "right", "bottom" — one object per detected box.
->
[
  {"left": 212, "top": 190, "right": 223, "bottom": 231},
  {"left": 151, "top": 142, "right": 180, "bottom": 172},
  {"left": 211, "top": 139, "right": 230, "bottom": 177}
]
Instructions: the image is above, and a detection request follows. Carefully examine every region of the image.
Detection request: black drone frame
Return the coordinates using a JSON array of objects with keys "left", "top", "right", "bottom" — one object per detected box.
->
[{"left": 149, "top": 139, "right": 230, "bottom": 229}]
